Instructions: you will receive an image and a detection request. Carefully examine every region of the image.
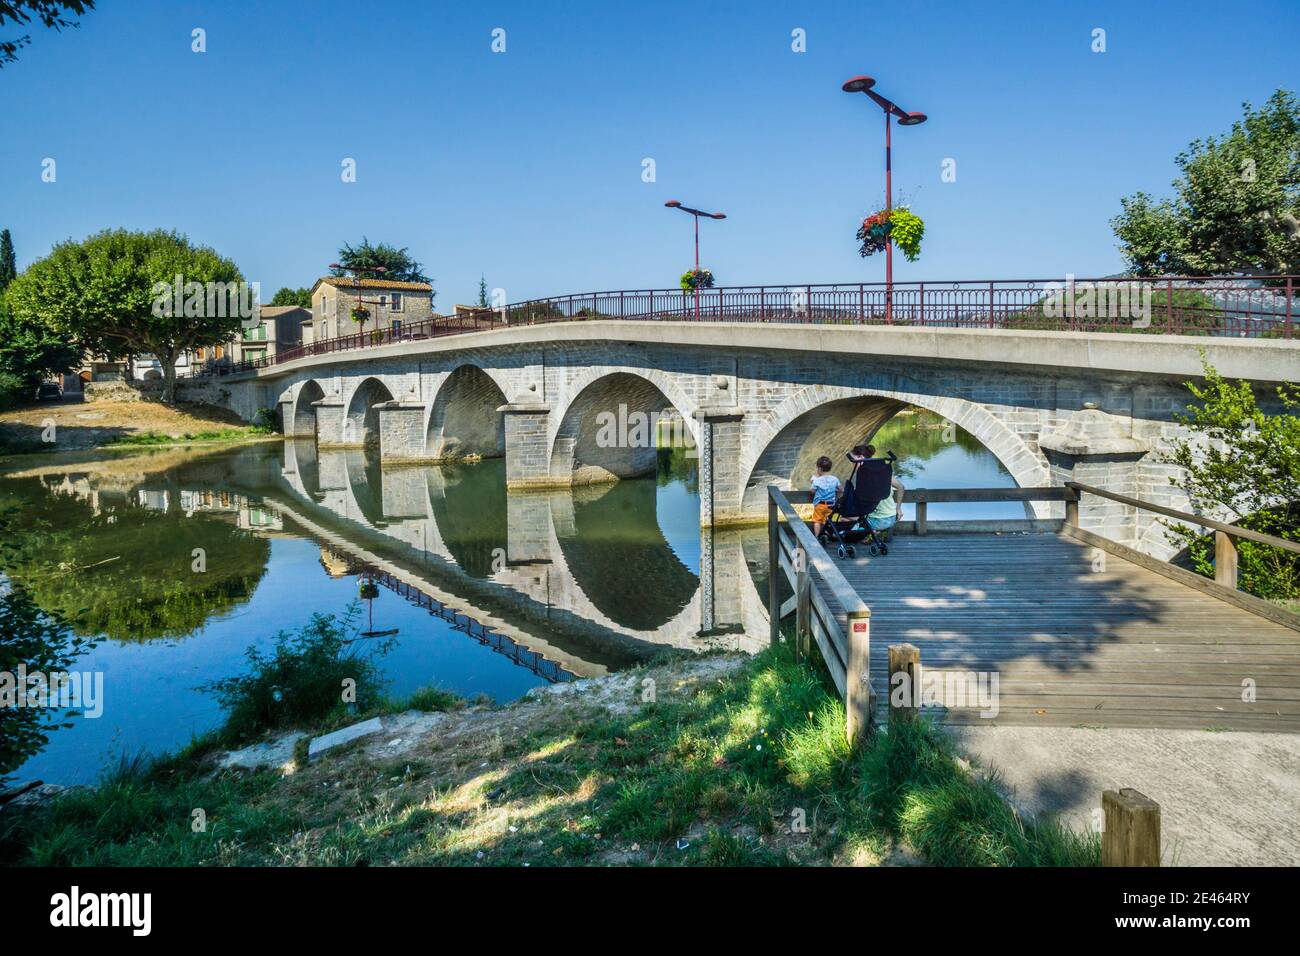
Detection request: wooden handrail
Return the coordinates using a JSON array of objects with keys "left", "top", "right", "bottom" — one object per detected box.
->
[
  {"left": 1066, "top": 481, "right": 1300, "bottom": 555},
  {"left": 780, "top": 485, "right": 1074, "bottom": 505},
  {"left": 768, "top": 486, "right": 869, "bottom": 618}
]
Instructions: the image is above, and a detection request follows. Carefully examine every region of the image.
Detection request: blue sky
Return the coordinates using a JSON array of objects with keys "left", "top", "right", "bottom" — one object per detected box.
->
[{"left": 2, "top": 0, "right": 1296, "bottom": 305}]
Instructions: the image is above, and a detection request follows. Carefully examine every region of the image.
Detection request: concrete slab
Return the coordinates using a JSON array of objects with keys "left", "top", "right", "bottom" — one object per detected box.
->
[
  {"left": 947, "top": 724, "right": 1300, "bottom": 866},
  {"left": 308, "top": 717, "right": 384, "bottom": 761}
]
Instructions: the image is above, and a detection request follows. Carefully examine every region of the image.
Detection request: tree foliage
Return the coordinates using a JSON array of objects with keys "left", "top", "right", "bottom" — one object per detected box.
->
[
  {"left": 0, "top": 228, "right": 16, "bottom": 291},
  {"left": 1111, "top": 90, "right": 1300, "bottom": 277},
  {"left": 0, "top": 483, "right": 271, "bottom": 642},
  {"left": 4, "top": 229, "right": 247, "bottom": 403},
  {"left": 332, "top": 237, "right": 432, "bottom": 289},
  {"left": 0, "top": 0, "right": 93, "bottom": 68},
  {"left": 1164, "top": 362, "right": 1300, "bottom": 601},
  {"left": 270, "top": 286, "right": 312, "bottom": 307}
]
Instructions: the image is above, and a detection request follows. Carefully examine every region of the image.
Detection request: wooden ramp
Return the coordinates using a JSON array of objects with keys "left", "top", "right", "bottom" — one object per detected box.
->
[{"left": 824, "top": 531, "right": 1300, "bottom": 732}]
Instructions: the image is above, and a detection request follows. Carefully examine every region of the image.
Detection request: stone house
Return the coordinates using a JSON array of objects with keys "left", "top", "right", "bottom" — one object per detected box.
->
[
  {"left": 231, "top": 305, "right": 308, "bottom": 364},
  {"left": 309, "top": 277, "right": 435, "bottom": 342}
]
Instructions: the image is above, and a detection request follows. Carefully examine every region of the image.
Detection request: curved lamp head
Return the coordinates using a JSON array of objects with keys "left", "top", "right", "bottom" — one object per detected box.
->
[
  {"left": 664, "top": 200, "right": 682, "bottom": 208},
  {"left": 897, "top": 111, "right": 928, "bottom": 126},
  {"left": 841, "top": 75, "right": 876, "bottom": 93},
  {"left": 711, "top": 212, "right": 727, "bottom": 220}
]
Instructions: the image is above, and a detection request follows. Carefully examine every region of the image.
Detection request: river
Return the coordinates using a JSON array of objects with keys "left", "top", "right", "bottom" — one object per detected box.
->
[{"left": 0, "top": 407, "right": 1017, "bottom": 785}]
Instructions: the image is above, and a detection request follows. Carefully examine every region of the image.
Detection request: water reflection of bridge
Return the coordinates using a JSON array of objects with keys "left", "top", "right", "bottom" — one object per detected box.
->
[{"left": 168, "top": 441, "right": 771, "bottom": 681}]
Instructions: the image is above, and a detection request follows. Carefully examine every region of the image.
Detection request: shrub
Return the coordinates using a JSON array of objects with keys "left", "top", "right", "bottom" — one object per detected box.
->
[{"left": 200, "top": 607, "right": 389, "bottom": 745}]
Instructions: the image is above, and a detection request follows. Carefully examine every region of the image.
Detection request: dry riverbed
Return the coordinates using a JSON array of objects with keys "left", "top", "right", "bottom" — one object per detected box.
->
[{"left": 0, "top": 397, "right": 269, "bottom": 455}]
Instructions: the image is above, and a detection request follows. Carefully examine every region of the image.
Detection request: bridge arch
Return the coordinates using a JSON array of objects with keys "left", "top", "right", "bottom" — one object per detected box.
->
[
  {"left": 738, "top": 384, "right": 1051, "bottom": 515},
  {"left": 343, "top": 376, "right": 396, "bottom": 447},
  {"left": 549, "top": 369, "right": 701, "bottom": 484},
  {"left": 427, "top": 364, "right": 509, "bottom": 461},
  {"left": 290, "top": 378, "right": 327, "bottom": 439}
]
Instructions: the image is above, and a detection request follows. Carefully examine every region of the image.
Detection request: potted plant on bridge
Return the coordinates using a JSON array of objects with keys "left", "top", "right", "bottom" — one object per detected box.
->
[
  {"left": 857, "top": 207, "right": 925, "bottom": 261},
  {"left": 351, "top": 306, "right": 370, "bottom": 324},
  {"left": 680, "top": 268, "right": 714, "bottom": 292}
]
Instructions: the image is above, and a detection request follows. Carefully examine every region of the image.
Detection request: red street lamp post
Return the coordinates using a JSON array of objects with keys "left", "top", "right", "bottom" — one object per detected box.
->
[
  {"left": 841, "top": 75, "right": 926, "bottom": 323},
  {"left": 664, "top": 200, "right": 726, "bottom": 320}
]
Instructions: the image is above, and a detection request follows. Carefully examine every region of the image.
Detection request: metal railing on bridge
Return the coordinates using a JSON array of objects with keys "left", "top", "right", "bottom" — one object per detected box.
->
[{"left": 205, "top": 274, "right": 1298, "bottom": 377}]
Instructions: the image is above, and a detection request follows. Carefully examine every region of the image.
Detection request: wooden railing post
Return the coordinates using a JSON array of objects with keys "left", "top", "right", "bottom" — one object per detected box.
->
[
  {"left": 767, "top": 489, "right": 780, "bottom": 646},
  {"left": 915, "top": 500, "right": 928, "bottom": 536},
  {"left": 1215, "top": 530, "right": 1239, "bottom": 590},
  {"left": 795, "top": 554, "right": 811, "bottom": 663},
  {"left": 888, "top": 643, "right": 921, "bottom": 724},
  {"left": 1102, "top": 788, "right": 1161, "bottom": 867},
  {"left": 845, "top": 609, "right": 872, "bottom": 745},
  {"left": 1065, "top": 485, "right": 1080, "bottom": 528}
]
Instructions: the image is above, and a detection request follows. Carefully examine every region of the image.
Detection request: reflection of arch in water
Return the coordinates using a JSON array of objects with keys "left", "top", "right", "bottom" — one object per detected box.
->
[
  {"left": 549, "top": 370, "right": 700, "bottom": 484},
  {"left": 427, "top": 364, "right": 509, "bottom": 461},
  {"left": 426, "top": 459, "right": 509, "bottom": 577},
  {"left": 344, "top": 376, "right": 395, "bottom": 447},
  {"left": 741, "top": 385, "right": 1051, "bottom": 517},
  {"left": 283, "top": 437, "right": 320, "bottom": 498},
  {"left": 343, "top": 448, "right": 389, "bottom": 526},
  {"left": 552, "top": 478, "right": 699, "bottom": 632},
  {"left": 289, "top": 379, "right": 327, "bottom": 438}
]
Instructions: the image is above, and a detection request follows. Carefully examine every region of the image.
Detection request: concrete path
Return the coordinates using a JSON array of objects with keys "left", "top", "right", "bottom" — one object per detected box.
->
[{"left": 947, "top": 725, "right": 1300, "bottom": 866}]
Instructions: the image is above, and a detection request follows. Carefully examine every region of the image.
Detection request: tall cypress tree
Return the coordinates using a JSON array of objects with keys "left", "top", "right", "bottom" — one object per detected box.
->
[{"left": 0, "top": 229, "right": 16, "bottom": 293}]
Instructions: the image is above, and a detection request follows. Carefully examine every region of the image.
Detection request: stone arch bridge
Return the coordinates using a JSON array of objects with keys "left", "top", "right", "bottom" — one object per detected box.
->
[{"left": 218, "top": 321, "right": 1300, "bottom": 558}]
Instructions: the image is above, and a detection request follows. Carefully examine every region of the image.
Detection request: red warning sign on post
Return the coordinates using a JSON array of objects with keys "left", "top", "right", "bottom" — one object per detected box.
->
[{"left": 852, "top": 621, "right": 868, "bottom": 633}]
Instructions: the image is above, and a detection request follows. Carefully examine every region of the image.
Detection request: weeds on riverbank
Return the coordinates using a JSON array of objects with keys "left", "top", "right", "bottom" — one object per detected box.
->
[
  {"left": 0, "top": 639, "right": 1098, "bottom": 867},
  {"left": 104, "top": 425, "right": 272, "bottom": 447},
  {"left": 200, "top": 607, "right": 389, "bottom": 747}
]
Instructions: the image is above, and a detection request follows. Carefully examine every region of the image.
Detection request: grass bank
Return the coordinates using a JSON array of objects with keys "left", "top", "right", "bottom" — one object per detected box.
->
[{"left": 0, "top": 641, "right": 1098, "bottom": 867}]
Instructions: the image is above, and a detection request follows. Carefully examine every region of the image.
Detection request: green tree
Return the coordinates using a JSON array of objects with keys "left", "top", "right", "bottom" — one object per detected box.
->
[
  {"left": 0, "top": 295, "right": 80, "bottom": 408},
  {"left": 477, "top": 275, "right": 489, "bottom": 308},
  {"left": 333, "top": 237, "right": 433, "bottom": 290},
  {"left": 270, "top": 286, "right": 312, "bottom": 307},
  {"left": 5, "top": 229, "right": 248, "bottom": 403},
  {"left": 1111, "top": 90, "right": 1300, "bottom": 277},
  {"left": 0, "top": 1, "right": 93, "bottom": 68},
  {"left": 0, "top": 228, "right": 16, "bottom": 292},
  {"left": 1164, "top": 362, "right": 1300, "bottom": 602}
]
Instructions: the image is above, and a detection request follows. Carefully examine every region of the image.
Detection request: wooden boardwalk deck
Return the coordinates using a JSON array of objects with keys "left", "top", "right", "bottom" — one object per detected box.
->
[{"left": 817, "top": 531, "right": 1300, "bottom": 732}]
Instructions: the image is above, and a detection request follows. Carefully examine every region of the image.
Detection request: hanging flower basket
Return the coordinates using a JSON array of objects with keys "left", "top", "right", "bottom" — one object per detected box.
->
[
  {"left": 680, "top": 268, "right": 714, "bottom": 292},
  {"left": 856, "top": 208, "right": 925, "bottom": 262},
  {"left": 351, "top": 306, "right": 370, "bottom": 323},
  {"left": 359, "top": 581, "right": 379, "bottom": 600}
]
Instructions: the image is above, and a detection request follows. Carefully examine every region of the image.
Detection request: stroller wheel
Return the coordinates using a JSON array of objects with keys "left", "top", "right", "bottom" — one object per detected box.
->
[
  {"left": 836, "top": 545, "right": 847, "bottom": 559},
  {"left": 880, "top": 542, "right": 889, "bottom": 555},
  {"left": 869, "top": 544, "right": 879, "bottom": 556}
]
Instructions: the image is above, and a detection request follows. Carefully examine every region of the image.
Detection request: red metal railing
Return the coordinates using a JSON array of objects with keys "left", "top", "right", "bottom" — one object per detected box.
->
[{"left": 211, "top": 275, "right": 1297, "bottom": 375}]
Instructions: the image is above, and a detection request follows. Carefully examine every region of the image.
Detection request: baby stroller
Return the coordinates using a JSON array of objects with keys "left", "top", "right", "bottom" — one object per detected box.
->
[{"left": 818, "top": 452, "right": 897, "bottom": 560}]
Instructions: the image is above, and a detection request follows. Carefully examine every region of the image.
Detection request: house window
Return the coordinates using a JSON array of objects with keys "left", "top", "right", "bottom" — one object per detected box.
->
[
  {"left": 390, "top": 292, "right": 403, "bottom": 312},
  {"left": 391, "top": 319, "right": 403, "bottom": 337}
]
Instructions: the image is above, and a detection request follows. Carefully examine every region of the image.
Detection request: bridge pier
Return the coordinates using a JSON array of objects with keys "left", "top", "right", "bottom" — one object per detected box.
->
[
  {"left": 376, "top": 401, "right": 431, "bottom": 461},
  {"left": 313, "top": 399, "right": 348, "bottom": 446},
  {"left": 697, "top": 408, "right": 747, "bottom": 527},
  {"left": 1039, "top": 406, "right": 1149, "bottom": 546},
  {"left": 501, "top": 402, "right": 553, "bottom": 488}
]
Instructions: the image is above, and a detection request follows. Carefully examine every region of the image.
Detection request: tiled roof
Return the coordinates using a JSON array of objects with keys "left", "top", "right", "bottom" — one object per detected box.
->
[{"left": 311, "top": 276, "right": 433, "bottom": 293}]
